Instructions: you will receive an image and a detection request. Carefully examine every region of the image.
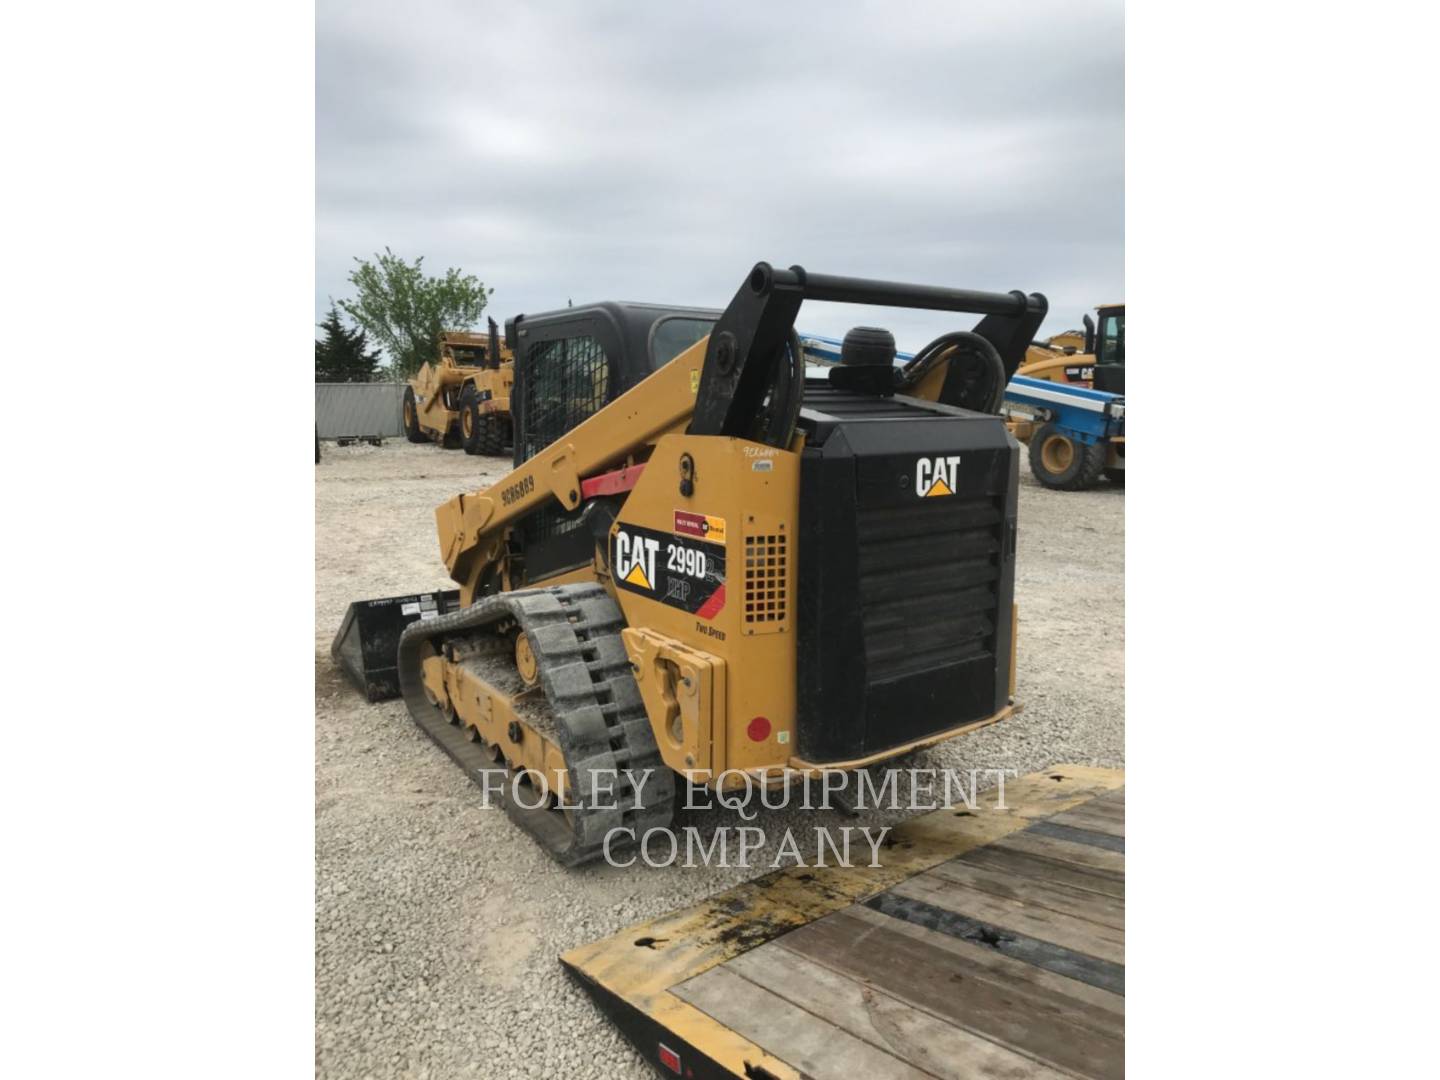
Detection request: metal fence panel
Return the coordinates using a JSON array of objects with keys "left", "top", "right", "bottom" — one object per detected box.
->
[{"left": 316, "top": 382, "right": 405, "bottom": 439}]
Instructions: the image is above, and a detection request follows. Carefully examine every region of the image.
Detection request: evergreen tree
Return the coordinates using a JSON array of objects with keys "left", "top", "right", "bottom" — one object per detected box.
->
[{"left": 315, "top": 303, "right": 382, "bottom": 382}]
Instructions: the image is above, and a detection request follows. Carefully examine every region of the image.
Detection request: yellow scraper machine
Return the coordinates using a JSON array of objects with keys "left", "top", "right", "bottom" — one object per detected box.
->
[
  {"left": 333, "top": 263, "right": 1047, "bottom": 864},
  {"left": 402, "top": 319, "right": 517, "bottom": 454}
]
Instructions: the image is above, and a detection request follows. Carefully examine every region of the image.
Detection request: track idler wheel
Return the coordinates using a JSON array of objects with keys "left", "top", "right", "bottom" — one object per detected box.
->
[
  {"left": 514, "top": 632, "right": 539, "bottom": 686},
  {"left": 396, "top": 584, "right": 675, "bottom": 866}
]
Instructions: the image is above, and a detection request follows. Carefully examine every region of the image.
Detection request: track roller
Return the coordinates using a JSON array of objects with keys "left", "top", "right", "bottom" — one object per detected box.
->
[{"left": 397, "top": 583, "right": 674, "bottom": 866}]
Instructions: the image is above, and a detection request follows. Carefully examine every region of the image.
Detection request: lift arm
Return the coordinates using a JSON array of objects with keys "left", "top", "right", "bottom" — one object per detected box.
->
[{"left": 435, "top": 354, "right": 701, "bottom": 590}]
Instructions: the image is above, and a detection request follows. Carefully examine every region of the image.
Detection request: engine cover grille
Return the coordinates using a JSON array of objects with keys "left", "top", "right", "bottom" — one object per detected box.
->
[
  {"left": 856, "top": 496, "right": 1003, "bottom": 683},
  {"left": 795, "top": 388, "right": 1018, "bottom": 762}
]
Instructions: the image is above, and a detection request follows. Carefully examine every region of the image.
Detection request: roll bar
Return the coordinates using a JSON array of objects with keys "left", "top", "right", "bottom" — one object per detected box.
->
[
  {"left": 689, "top": 262, "right": 1047, "bottom": 442},
  {"left": 769, "top": 265, "right": 1045, "bottom": 317}
]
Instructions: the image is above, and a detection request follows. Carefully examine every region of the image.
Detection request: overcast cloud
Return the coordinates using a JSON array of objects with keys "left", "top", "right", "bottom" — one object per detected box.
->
[{"left": 317, "top": 0, "right": 1122, "bottom": 354}]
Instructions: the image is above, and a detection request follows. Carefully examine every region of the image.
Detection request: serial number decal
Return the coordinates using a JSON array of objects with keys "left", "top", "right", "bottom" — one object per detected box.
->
[
  {"left": 613, "top": 522, "right": 726, "bottom": 619},
  {"left": 500, "top": 474, "right": 535, "bottom": 505}
]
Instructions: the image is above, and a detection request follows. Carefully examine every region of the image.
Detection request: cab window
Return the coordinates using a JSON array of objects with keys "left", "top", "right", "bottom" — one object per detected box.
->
[
  {"left": 520, "top": 334, "right": 609, "bottom": 463},
  {"left": 1097, "top": 312, "right": 1124, "bottom": 367},
  {"left": 650, "top": 317, "right": 715, "bottom": 369}
]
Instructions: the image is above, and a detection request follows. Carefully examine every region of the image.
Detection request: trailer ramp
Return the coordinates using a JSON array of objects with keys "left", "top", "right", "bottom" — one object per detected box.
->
[{"left": 562, "top": 765, "right": 1124, "bottom": 1080}]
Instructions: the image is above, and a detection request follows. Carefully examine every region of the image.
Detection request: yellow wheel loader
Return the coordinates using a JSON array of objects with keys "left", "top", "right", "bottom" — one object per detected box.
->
[
  {"left": 1018, "top": 330, "right": 1088, "bottom": 385},
  {"left": 402, "top": 318, "right": 517, "bottom": 455},
  {"left": 335, "top": 263, "right": 1047, "bottom": 865},
  {"left": 1006, "top": 302, "right": 1125, "bottom": 489},
  {"left": 1016, "top": 303, "right": 1124, "bottom": 390}
]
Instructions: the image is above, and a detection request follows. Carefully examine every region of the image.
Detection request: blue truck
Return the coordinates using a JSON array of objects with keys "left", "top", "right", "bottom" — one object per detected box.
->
[
  {"left": 1001, "top": 374, "right": 1124, "bottom": 490},
  {"left": 800, "top": 330, "right": 1125, "bottom": 491}
]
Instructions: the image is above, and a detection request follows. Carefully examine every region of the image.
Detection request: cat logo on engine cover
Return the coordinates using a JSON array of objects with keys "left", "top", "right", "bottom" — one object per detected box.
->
[{"left": 915, "top": 455, "right": 961, "bottom": 497}]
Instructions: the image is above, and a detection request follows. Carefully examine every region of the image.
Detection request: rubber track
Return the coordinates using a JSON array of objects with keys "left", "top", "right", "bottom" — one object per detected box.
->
[{"left": 398, "top": 583, "right": 675, "bottom": 866}]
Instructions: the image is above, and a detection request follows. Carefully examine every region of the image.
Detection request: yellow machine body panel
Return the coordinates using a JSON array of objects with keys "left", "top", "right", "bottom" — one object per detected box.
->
[
  {"left": 607, "top": 434, "right": 800, "bottom": 782},
  {"left": 1017, "top": 345, "right": 1090, "bottom": 385}
]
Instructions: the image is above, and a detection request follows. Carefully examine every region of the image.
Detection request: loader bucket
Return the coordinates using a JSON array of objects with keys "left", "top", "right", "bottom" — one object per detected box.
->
[{"left": 331, "top": 590, "right": 463, "bottom": 701}]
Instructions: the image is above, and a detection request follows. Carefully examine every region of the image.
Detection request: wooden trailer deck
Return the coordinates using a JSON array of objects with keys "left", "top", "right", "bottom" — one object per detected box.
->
[{"left": 562, "top": 765, "right": 1124, "bottom": 1080}]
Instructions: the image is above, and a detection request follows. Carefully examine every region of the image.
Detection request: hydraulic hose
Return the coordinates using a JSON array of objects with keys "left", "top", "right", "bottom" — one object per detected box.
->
[
  {"left": 898, "top": 330, "right": 1008, "bottom": 414},
  {"left": 752, "top": 329, "right": 804, "bottom": 448}
]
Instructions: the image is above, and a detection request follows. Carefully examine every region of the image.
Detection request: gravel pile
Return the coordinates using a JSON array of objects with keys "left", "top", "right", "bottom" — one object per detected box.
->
[{"left": 315, "top": 439, "right": 1123, "bottom": 1078}]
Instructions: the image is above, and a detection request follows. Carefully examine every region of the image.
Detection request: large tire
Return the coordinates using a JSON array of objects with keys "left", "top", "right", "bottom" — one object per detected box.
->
[
  {"left": 458, "top": 386, "right": 484, "bottom": 455},
  {"left": 1028, "top": 423, "right": 1107, "bottom": 491},
  {"left": 480, "top": 413, "right": 509, "bottom": 456},
  {"left": 461, "top": 386, "right": 510, "bottom": 457},
  {"left": 1105, "top": 467, "right": 1125, "bottom": 487},
  {"left": 402, "top": 386, "right": 428, "bottom": 443}
]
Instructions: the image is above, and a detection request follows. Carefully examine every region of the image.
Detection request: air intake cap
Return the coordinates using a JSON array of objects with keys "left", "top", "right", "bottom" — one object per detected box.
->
[
  {"left": 829, "top": 326, "right": 899, "bottom": 396},
  {"left": 840, "top": 326, "right": 897, "bottom": 368}
]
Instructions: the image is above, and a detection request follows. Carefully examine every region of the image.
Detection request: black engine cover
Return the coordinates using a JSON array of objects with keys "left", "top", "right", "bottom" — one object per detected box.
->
[{"left": 795, "top": 384, "right": 1018, "bottom": 762}]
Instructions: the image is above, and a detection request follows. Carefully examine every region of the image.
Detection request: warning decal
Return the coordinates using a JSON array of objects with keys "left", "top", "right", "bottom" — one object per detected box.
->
[
  {"left": 613, "top": 522, "right": 726, "bottom": 618},
  {"left": 674, "top": 510, "right": 726, "bottom": 543}
]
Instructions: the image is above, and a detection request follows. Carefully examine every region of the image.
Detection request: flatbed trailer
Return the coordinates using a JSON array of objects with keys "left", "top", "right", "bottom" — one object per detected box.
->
[{"left": 563, "top": 765, "right": 1125, "bottom": 1079}]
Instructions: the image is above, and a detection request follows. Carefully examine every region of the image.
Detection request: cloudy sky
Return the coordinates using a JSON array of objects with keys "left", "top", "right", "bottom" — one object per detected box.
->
[{"left": 317, "top": 1, "right": 1122, "bottom": 355}]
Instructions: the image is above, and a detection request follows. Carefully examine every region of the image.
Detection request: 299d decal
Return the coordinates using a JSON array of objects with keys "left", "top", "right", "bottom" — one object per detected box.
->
[{"left": 612, "top": 522, "right": 727, "bottom": 619}]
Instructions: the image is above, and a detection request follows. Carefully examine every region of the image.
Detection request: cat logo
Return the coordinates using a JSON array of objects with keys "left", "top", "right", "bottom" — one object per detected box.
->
[
  {"left": 915, "top": 455, "right": 961, "bottom": 498},
  {"left": 613, "top": 530, "right": 659, "bottom": 590}
]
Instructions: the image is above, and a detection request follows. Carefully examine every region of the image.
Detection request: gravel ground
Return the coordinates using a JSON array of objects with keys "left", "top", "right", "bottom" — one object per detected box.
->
[{"left": 315, "top": 438, "right": 1124, "bottom": 1079}]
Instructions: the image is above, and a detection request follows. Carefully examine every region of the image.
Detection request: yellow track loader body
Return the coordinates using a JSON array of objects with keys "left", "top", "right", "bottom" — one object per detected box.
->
[
  {"left": 336, "top": 263, "right": 1049, "bottom": 864},
  {"left": 403, "top": 321, "right": 516, "bottom": 455}
]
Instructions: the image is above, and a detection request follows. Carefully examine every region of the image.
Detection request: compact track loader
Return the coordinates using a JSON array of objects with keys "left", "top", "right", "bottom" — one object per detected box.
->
[
  {"left": 403, "top": 319, "right": 517, "bottom": 454},
  {"left": 336, "top": 263, "right": 1046, "bottom": 864}
]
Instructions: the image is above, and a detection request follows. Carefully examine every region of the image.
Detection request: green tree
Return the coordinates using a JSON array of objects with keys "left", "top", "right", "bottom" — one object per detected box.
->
[
  {"left": 338, "top": 248, "right": 493, "bottom": 378},
  {"left": 314, "top": 302, "right": 382, "bottom": 383}
]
